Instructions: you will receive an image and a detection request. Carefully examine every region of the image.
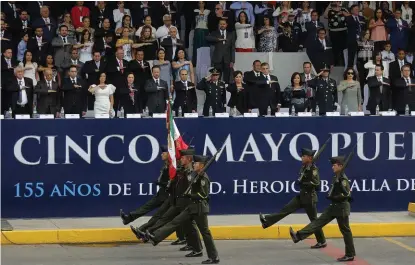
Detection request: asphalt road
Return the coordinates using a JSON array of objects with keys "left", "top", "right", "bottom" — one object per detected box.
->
[{"left": 2, "top": 238, "right": 415, "bottom": 265}]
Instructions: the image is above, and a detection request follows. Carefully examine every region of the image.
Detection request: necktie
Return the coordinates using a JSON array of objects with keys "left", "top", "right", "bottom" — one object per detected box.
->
[
  {"left": 7, "top": 59, "right": 11, "bottom": 68},
  {"left": 18, "top": 81, "right": 23, "bottom": 103},
  {"left": 48, "top": 81, "right": 51, "bottom": 89},
  {"left": 156, "top": 80, "right": 159, "bottom": 86},
  {"left": 315, "top": 21, "right": 317, "bottom": 27},
  {"left": 407, "top": 78, "right": 410, "bottom": 86},
  {"left": 72, "top": 79, "right": 76, "bottom": 84},
  {"left": 119, "top": 60, "right": 124, "bottom": 73},
  {"left": 355, "top": 16, "right": 359, "bottom": 23},
  {"left": 63, "top": 37, "right": 67, "bottom": 43}
]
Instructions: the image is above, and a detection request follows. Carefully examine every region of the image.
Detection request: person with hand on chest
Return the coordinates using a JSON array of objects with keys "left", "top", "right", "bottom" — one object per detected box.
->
[
  {"left": 367, "top": 64, "right": 391, "bottom": 115},
  {"left": 61, "top": 65, "right": 87, "bottom": 117},
  {"left": 144, "top": 65, "right": 169, "bottom": 115},
  {"left": 173, "top": 69, "right": 197, "bottom": 116},
  {"left": 34, "top": 68, "right": 61, "bottom": 117},
  {"left": 394, "top": 64, "right": 415, "bottom": 114},
  {"left": 6, "top": 66, "right": 34, "bottom": 117},
  {"left": 197, "top": 68, "right": 226, "bottom": 116}
]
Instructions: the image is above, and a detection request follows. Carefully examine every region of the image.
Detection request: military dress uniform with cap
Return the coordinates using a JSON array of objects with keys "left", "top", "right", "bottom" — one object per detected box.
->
[
  {"left": 308, "top": 65, "right": 338, "bottom": 114},
  {"left": 290, "top": 156, "right": 356, "bottom": 262},
  {"left": 197, "top": 68, "right": 227, "bottom": 116},
  {"left": 259, "top": 148, "right": 326, "bottom": 248},
  {"left": 148, "top": 155, "right": 220, "bottom": 264},
  {"left": 120, "top": 145, "right": 171, "bottom": 225}
]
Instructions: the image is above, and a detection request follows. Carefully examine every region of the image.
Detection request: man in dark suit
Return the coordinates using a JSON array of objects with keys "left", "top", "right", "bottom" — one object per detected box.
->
[
  {"left": 32, "top": 6, "right": 56, "bottom": 41},
  {"left": 93, "top": 32, "right": 115, "bottom": 58},
  {"left": 1, "top": 48, "right": 18, "bottom": 112},
  {"left": 129, "top": 49, "right": 151, "bottom": 109},
  {"left": 394, "top": 65, "right": 415, "bottom": 114},
  {"left": 160, "top": 27, "right": 184, "bottom": 61},
  {"left": 367, "top": 64, "right": 391, "bottom": 115},
  {"left": 206, "top": 18, "right": 235, "bottom": 84},
  {"left": 255, "top": 62, "right": 281, "bottom": 116},
  {"left": 27, "top": 1, "right": 49, "bottom": 22},
  {"left": 144, "top": 65, "right": 169, "bottom": 115},
  {"left": 243, "top": 60, "right": 263, "bottom": 110},
  {"left": 345, "top": 5, "right": 366, "bottom": 67},
  {"left": 106, "top": 48, "right": 129, "bottom": 115},
  {"left": 1, "top": 1, "right": 21, "bottom": 25},
  {"left": 82, "top": 51, "right": 107, "bottom": 110},
  {"left": 62, "top": 49, "right": 84, "bottom": 78},
  {"left": 173, "top": 69, "right": 197, "bottom": 116},
  {"left": 389, "top": 48, "right": 413, "bottom": 110},
  {"left": 6, "top": 66, "right": 34, "bottom": 117},
  {"left": 61, "top": 65, "right": 87, "bottom": 117},
  {"left": 307, "top": 28, "right": 334, "bottom": 75},
  {"left": 1, "top": 19, "right": 13, "bottom": 52},
  {"left": 304, "top": 10, "right": 324, "bottom": 49},
  {"left": 11, "top": 10, "right": 31, "bottom": 41},
  {"left": 27, "top": 27, "right": 51, "bottom": 64},
  {"left": 91, "top": 1, "right": 114, "bottom": 29},
  {"left": 129, "top": 1, "right": 156, "bottom": 28},
  {"left": 34, "top": 68, "right": 61, "bottom": 116}
]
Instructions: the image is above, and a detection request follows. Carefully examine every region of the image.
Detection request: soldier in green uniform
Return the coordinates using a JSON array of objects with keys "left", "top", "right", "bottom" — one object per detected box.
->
[
  {"left": 289, "top": 156, "right": 356, "bottom": 262},
  {"left": 197, "top": 68, "right": 226, "bottom": 117},
  {"left": 120, "top": 145, "right": 170, "bottom": 225},
  {"left": 147, "top": 155, "right": 220, "bottom": 264},
  {"left": 259, "top": 148, "right": 326, "bottom": 249}
]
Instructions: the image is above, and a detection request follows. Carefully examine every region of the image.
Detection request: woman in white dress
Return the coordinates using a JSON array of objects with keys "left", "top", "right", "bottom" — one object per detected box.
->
[
  {"left": 88, "top": 73, "right": 116, "bottom": 116},
  {"left": 78, "top": 29, "right": 94, "bottom": 63},
  {"left": 18, "top": 51, "right": 39, "bottom": 86}
]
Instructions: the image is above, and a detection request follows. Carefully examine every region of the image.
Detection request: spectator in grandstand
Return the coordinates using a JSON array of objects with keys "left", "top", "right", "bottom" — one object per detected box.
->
[
  {"left": 52, "top": 25, "right": 78, "bottom": 74},
  {"left": 394, "top": 64, "right": 415, "bottom": 114},
  {"left": 11, "top": 10, "right": 31, "bottom": 46},
  {"left": 6, "top": 66, "right": 34, "bottom": 117},
  {"left": 227, "top": 70, "right": 249, "bottom": 115},
  {"left": 286, "top": 12, "right": 302, "bottom": 46},
  {"left": 75, "top": 17, "right": 95, "bottom": 42},
  {"left": 88, "top": 72, "right": 116, "bottom": 116},
  {"left": 283, "top": 72, "right": 308, "bottom": 113},
  {"left": 206, "top": 18, "right": 235, "bottom": 84},
  {"left": 128, "top": 49, "right": 151, "bottom": 110},
  {"left": 257, "top": 16, "right": 277, "bottom": 52},
  {"left": 296, "top": 1, "right": 313, "bottom": 35},
  {"left": 156, "top": 14, "right": 180, "bottom": 42},
  {"left": 117, "top": 72, "right": 139, "bottom": 116},
  {"left": 307, "top": 28, "right": 333, "bottom": 74},
  {"left": 345, "top": 4, "right": 366, "bottom": 69},
  {"left": 231, "top": 1, "right": 255, "bottom": 27},
  {"left": 63, "top": 48, "right": 84, "bottom": 79},
  {"left": 273, "top": 1, "right": 293, "bottom": 25},
  {"left": 145, "top": 65, "right": 169, "bottom": 115},
  {"left": 304, "top": 10, "right": 324, "bottom": 49},
  {"left": 401, "top": 2, "right": 413, "bottom": 26},
  {"left": 18, "top": 51, "right": 39, "bottom": 86},
  {"left": 136, "top": 25, "right": 158, "bottom": 61},
  {"left": 1, "top": 19, "right": 13, "bottom": 52},
  {"left": 91, "top": 1, "right": 114, "bottom": 29},
  {"left": 113, "top": 1, "right": 131, "bottom": 30},
  {"left": 254, "top": 1, "right": 275, "bottom": 29},
  {"left": 135, "top": 15, "right": 157, "bottom": 39},
  {"left": 82, "top": 51, "right": 107, "bottom": 110},
  {"left": 160, "top": 1, "right": 178, "bottom": 27},
  {"left": 77, "top": 29, "right": 93, "bottom": 63},
  {"left": 208, "top": 3, "right": 234, "bottom": 33},
  {"left": 380, "top": 1, "right": 393, "bottom": 21},
  {"left": 193, "top": 1, "right": 210, "bottom": 64},
  {"left": 367, "top": 64, "right": 391, "bottom": 115},
  {"left": 172, "top": 48, "right": 194, "bottom": 84},
  {"left": 27, "top": 27, "right": 50, "bottom": 64},
  {"left": 161, "top": 26, "right": 184, "bottom": 62},
  {"left": 16, "top": 33, "right": 29, "bottom": 63},
  {"left": 173, "top": 69, "right": 197, "bottom": 115},
  {"left": 197, "top": 67, "right": 226, "bottom": 116},
  {"left": 61, "top": 65, "right": 87, "bottom": 117},
  {"left": 364, "top": 52, "right": 388, "bottom": 79},
  {"left": 95, "top": 18, "right": 114, "bottom": 40},
  {"left": 27, "top": 1, "right": 44, "bottom": 22},
  {"left": 357, "top": 29, "right": 374, "bottom": 95},
  {"left": 106, "top": 48, "right": 129, "bottom": 113},
  {"left": 94, "top": 32, "right": 115, "bottom": 58},
  {"left": 235, "top": 11, "right": 255, "bottom": 52},
  {"left": 279, "top": 23, "right": 300, "bottom": 52},
  {"left": 381, "top": 41, "right": 395, "bottom": 64},
  {"left": 324, "top": 1, "right": 348, "bottom": 66},
  {"left": 35, "top": 68, "right": 61, "bottom": 116},
  {"left": 38, "top": 54, "right": 61, "bottom": 86},
  {"left": 57, "top": 12, "right": 76, "bottom": 40},
  {"left": 338, "top": 68, "right": 362, "bottom": 114},
  {"left": 387, "top": 9, "right": 409, "bottom": 54},
  {"left": 153, "top": 48, "right": 173, "bottom": 95},
  {"left": 361, "top": 1, "right": 374, "bottom": 22},
  {"left": 32, "top": 6, "right": 57, "bottom": 41},
  {"left": 130, "top": 1, "right": 153, "bottom": 29},
  {"left": 369, "top": 8, "right": 388, "bottom": 52},
  {"left": 115, "top": 15, "right": 135, "bottom": 39},
  {"left": 115, "top": 28, "right": 134, "bottom": 61},
  {"left": 1, "top": 1, "right": 21, "bottom": 25},
  {"left": 71, "top": 1, "right": 90, "bottom": 29}
]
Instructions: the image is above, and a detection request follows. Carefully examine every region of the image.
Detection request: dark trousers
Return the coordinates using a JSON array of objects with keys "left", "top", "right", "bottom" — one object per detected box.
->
[
  {"left": 87, "top": 93, "right": 95, "bottom": 110},
  {"left": 213, "top": 61, "right": 231, "bottom": 84},
  {"left": 64, "top": 104, "right": 83, "bottom": 116},
  {"left": 347, "top": 41, "right": 358, "bottom": 67},
  {"left": 329, "top": 30, "right": 347, "bottom": 66},
  {"left": 357, "top": 58, "right": 368, "bottom": 102},
  {"left": 298, "top": 211, "right": 355, "bottom": 257},
  {"left": 129, "top": 192, "right": 168, "bottom": 221},
  {"left": 13, "top": 104, "right": 31, "bottom": 116},
  {"left": 258, "top": 106, "right": 276, "bottom": 116},
  {"left": 119, "top": 94, "right": 139, "bottom": 116},
  {"left": 265, "top": 196, "right": 326, "bottom": 244},
  {"left": 153, "top": 210, "right": 219, "bottom": 259}
]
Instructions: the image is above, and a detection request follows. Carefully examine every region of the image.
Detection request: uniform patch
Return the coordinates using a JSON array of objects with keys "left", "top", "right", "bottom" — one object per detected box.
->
[
  {"left": 201, "top": 180, "right": 205, "bottom": 186},
  {"left": 342, "top": 180, "right": 347, "bottom": 187},
  {"left": 187, "top": 175, "right": 192, "bottom": 181},
  {"left": 313, "top": 169, "right": 318, "bottom": 177}
]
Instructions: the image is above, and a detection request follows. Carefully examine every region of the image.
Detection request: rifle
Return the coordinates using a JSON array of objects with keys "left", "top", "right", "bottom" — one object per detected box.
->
[
  {"left": 183, "top": 147, "right": 222, "bottom": 195},
  {"left": 298, "top": 135, "right": 332, "bottom": 182}
]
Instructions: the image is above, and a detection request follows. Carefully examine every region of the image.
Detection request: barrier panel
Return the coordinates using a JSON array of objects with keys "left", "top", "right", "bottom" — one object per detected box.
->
[{"left": 1, "top": 117, "right": 415, "bottom": 218}]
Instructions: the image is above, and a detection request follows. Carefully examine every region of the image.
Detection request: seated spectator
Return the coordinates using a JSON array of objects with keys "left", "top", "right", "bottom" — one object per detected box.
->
[
  {"left": 337, "top": 68, "right": 362, "bottom": 114},
  {"left": 227, "top": 70, "right": 249, "bottom": 115},
  {"left": 235, "top": 11, "right": 255, "bottom": 52},
  {"left": 257, "top": 16, "right": 277, "bottom": 52},
  {"left": 88, "top": 72, "right": 116, "bottom": 115},
  {"left": 283, "top": 72, "right": 308, "bottom": 113}
]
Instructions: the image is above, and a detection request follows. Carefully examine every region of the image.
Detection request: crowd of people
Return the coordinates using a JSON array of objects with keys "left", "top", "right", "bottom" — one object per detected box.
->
[{"left": 1, "top": 1, "right": 415, "bottom": 118}]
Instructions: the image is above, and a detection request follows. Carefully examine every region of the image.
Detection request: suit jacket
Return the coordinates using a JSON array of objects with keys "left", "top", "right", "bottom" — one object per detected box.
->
[
  {"left": 226, "top": 83, "right": 250, "bottom": 114},
  {"left": 300, "top": 73, "right": 316, "bottom": 83},
  {"left": 144, "top": 78, "right": 169, "bottom": 113},
  {"left": 367, "top": 76, "right": 391, "bottom": 111},
  {"left": 27, "top": 36, "right": 52, "bottom": 63},
  {"left": 61, "top": 77, "right": 87, "bottom": 113},
  {"left": 32, "top": 17, "right": 57, "bottom": 41},
  {"left": 27, "top": 1, "right": 49, "bottom": 22},
  {"left": 51, "top": 36, "right": 77, "bottom": 68},
  {"left": 161, "top": 37, "right": 184, "bottom": 61},
  {"left": 1, "top": 2, "right": 22, "bottom": 25},
  {"left": 345, "top": 15, "right": 366, "bottom": 45},
  {"left": 106, "top": 57, "right": 129, "bottom": 94},
  {"left": 81, "top": 59, "right": 107, "bottom": 87},
  {"left": 307, "top": 38, "right": 334, "bottom": 71},
  {"left": 6, "top": 77, "right": 34, "bottom": 113},
  {"left": 1, "top": 30, "right": 13, "bottom": 52},
  {"left": 206, "top": 29, "right": 236, "bottom": 64},
  {"left": 34, "top": 79, "right": 61, "bottom": 114},
  {"left": 248, "top": 74, "right": 280, "bottom": 110},
  {"left": 243, "top": 70, "right": 265, "bottom": 108},
  {"left": 173, "top": 81, "right": 197, "bottom": 113},
  {"left": 304, "top": 20, "right": 324, "bottom": 48},
  {"left": 129, "top": 2, "right": 156, "bottom": 28},
  {"left": 90, "top": 7, "right": 114, "bottom": 29},
  {"left": 62, "top": 60, "right": 84, "bottom": 78},
  {"left": 11, "top": 19, "right": 32, "bottom": 40},
  {"left": 386, "top": 18, "right": 409, "bottom": 53},
  {"left": 1, "top": 56, "right": 18, "bottom": 87},
  {"left": 93, "top": 37, "right": 115, "bottom": 58},
  {"left": 394, "top": 77, "right": 415, "bottom": 111},
  {"left": 389, "top": 60, "right": 413, "bottom": 83}
]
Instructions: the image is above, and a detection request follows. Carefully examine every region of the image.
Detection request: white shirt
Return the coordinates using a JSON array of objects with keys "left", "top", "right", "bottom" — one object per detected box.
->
[
  {"left": 155, "top": 25, "right": 180, "bottom": 42},
  {"left": 401, "top": 5, "right": 413, "bottom": 25},
  {"left": 377, "top": 76, "right": 383, "bottom": 93},
  {"left": 17, "top": 78, "right": 28, "bottom": 105},
  {"left": 398, "top": 59, "right": 405, "bottom": 69},
  {"left": 113, "top": 8, "right": 131, "bottom": 29},
  {"left": 305, "top": 74, "right": 311, "bottom": 81},
  {"left": 319, "top": 38, "right": 326, "bottom": 49},
  {"left": 70, "top": 78, "right": 77, "bottom": 83}
]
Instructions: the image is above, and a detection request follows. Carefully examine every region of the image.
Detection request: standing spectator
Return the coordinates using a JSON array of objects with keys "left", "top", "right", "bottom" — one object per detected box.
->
[
  {"left": 369, "top": 8, "right": 388, "bottom": 52},
  {"left": 196, "top": 68, "right": 226, "bottom": 116},
  {"left": 63, "top": 49, "right": 84, "bottom": 79},
  {"left": 16, "top": 33, "right": 29, "bottom": 62},
  {"left": 116, "top": 28, "right": 134, "bottom": 61},
  {"left": 243, "top": 60, "right": 263, "bottom": 109},
  {"left": 107, "top": 48, "right": 129, "bottom": 114},
  {"left": 286, "top": 12, "right": 302, "bottom": 48},
  {"left": 156, "top": 14, "right": 180, "bottom": 42},
  {"left": 88, "top": 73, "right": 116, "bottom": 116},
  {"left": 208, "top": 3, "right": 234, "bottom": 33},
  {"left": 380, "top": 1, "right": 393, "bottom": 20},
  {"left": 91, "top": 1, "right": 114, "bottom": 29},
  {"left": 27, "top": 27, "right": 51, "bottom": 64},
  {"left": 231, "top": 1, "right": 255, "bottom": 27},
  {"left": 308, "top": 65, "right": 338, "bottom": 114},
  {"left": 193, "top": 1, "right": 210, "bottom": 65},
  {"left": 95, "top": 18, "right": 114, "bottom": 40},
  {"left": 257, "top": 16, "right": 277, "bottom": 52},
  {"left": 206, "top": 19, "right": 235, "bottom": 84},
  {"left": 76, "top": 17, "right": 95, "bottom": 41},
  {"left": 27, "top": 1, "right": 46, "bottom": 22},
  {"left": 304, "top": 11, "right": 324, "bottom": 49},
  {"left": 1, "top": 1, "right": 21, "bottom": 25},
  {"left": 235, "top": 11, "right": 255, "bottom": 52},
  {"left": 117, "top": 72, "right": 138, "bottom": 116},
  {"left": 32, "top": 6, "right": 57, "bottom": 41},
  {"left": 337, "top": 68, "right": 362, "bottom": 114},
  {"left": 345, "top": 4, "right": 366, "bottom": 68},
  {"left": 0, "top": 19, "right": 13, "bottom": 52},
  {"left": 145, "top": 65, "right": 169, "bottom": 115},
  {"left": 61, "top": 65, "right": 87, "bottom": 116},
  {"left": 82, "top": 51, "right": 107, "bottom": 110},
  {"left": 128, "top": 49, "right": 151, "bottom": 110},
  {"left": 18, "top": 51, "right": 39, "bottom": 86},
  {"left": 115, "top": 15, "right": 135, "bottom": 39},
  {"left": 38, "top": 54, "right": 61, "bottom": 86},
  {"left": 408, "top": 17, "right": 415, "bottom": 55},
  {"left": 295, "top": 1, "right": 313, "bottom": 40},
  {"left": 259, "top": 62, "right": 281, "bottom": 115},
  {"left": 227, "top": 70, "right": 249, "bottom": 115},
  {"left": 254, "top": 2, "right": 275, "bottom": 29},
  {"left": 273, "top": 1, "right": 293, "bottom": 25},
  {"left": 364, "top": 52, "right": 388, "bottom": 79},
  {"left": 324, "top": 1, "right": 349, "bottom": 66},
  {"left": 35, "top": 68, "right": 61, "bottom": 116},
  {"left": 71, "top": 1, "right": 90, "bottom": 29},
  {"left": 1, "top": 48, "right": 17, "bottom": 112},
  {"left": 52, "top": 25, "right": 78, "bottom": 74},
  {"left": 401, "top": 2, "right": 413, "bottom": 26},
  {"left": 367, "top": 64, "right": 391, "bottom": 114},
  {"left": 135, "top": 15, "right": 157, "bottom": 39},
  {"left": 78, "top": 29, "right": 93, "bottom": 63},
  {"left": 307, "top": 28, "right": 333, "bottom": 74},
  {"left": 161, "top": 27, "right": 184, "bottom": 62},
  {"left": 361, "top": 1, "right": 374, "bottom": 23},
  {"left": 279, "top": 23, "right": 300, "bottom": 52},
  {"left": 57, "top": 13, "right": 76, "bottom": 39},
  {"left": 172, "top": 48, "right": 195, "bottom": 84},
  {"left": 113, "top": 2, "right": 131, "bottom": 29},
  {"left": 389, "top": 48, "right": 413, "bottom": 111},
  {"left": 283, "top": 72, "right": 308, "bottom": 113},
  {"left": 173, "top": 69, "right": 197, "bottom": 115},
  {"left": 11, "top": 10, "right": 31, "bottom": 46},
  {"left": 94, "top": 32, "right": 115, "bottom": 58},
  {"left": 356, "top": 30, "right": 374, "bottom": 95},
  {"left": 394, "top": 65, "right": 415, "bottom": 114},
  {"left": 130, "top": 1, "right": 153, "bottom": 29},
  {"left": 153, "top": 48, "right": 173, "bottom": 95},
  {"left": 387, "top": 9, "right": 409, "bottom": 54},
  {"left": 300, "top": 61, "right": 316, "bottom": 110},
  {"left": 159, "top": 1, "right": 178, "bottom": 27},
  {"left": 381, "top": 41, "right": 395, "bottom": 64},
  {"left": 137, "top": 25, "right": 158, "bottom": 61},
  {"left": 6, "top": 66, "right": 34, "bottom": 117}
]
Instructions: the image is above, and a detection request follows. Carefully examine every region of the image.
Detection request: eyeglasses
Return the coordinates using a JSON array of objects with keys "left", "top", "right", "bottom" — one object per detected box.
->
[{"left": 347, "top": 72, "right": 354, "bottom": 75}]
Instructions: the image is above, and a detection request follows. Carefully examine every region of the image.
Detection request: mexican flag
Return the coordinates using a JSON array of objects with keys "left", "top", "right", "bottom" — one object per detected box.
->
[{"left": 167, "top": 100, "right": 188, "bottom": 179}]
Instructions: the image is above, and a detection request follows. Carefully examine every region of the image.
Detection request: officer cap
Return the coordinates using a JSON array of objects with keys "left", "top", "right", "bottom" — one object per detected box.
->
[
  {"left": 160, "top": 145, "right": 168, "bottom": 152},
  {"left": 321, "top": 64, "right": 330, "bottom": 72},
  {"left": 301, "top": 148, "right": 316, "bottom": 157},
  {"left": 180, "top": 146, "right": 195, "bottom": 156},
  {"left": 209, "top": 68, "right": 221, "bottom": 75},
  {"left": 194, "top": 155, "right": 209, "bottom": 163},
  {"left": 330, "top": 156, "right": 345, "bottom": 165}
]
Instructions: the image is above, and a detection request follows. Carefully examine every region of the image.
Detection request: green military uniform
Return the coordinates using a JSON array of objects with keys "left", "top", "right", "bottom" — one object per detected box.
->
[
  {"left": 260, "top": 148, "right": 326, "bottom": 246},
  {"left": 149, "top": 155, "right": 219, "bottom": 264},
  {"left": 290, "top": 156, "right": 356, "bottom": 262}
]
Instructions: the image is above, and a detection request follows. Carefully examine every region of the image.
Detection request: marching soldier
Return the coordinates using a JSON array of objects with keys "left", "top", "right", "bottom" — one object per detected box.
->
[
  {"left": 120, "top": 145, "right": 170, "bottom": 225},
  {"left": 173, "top": 69, "right": 197, "bottom": 115},
  {"left": 259, "top": 148, "right": 326, "bottom": 249},
  {"left": 147, "top": 155, "right": 220, "bottom": 264},
  {"left": 197, "top": 68, "right": 226, "bottom": 116},
  {"left": 308, "top": 65, "right": 338, "bottom": 115},
  {"left": 289, "top": 156, "right": 356, "bottom": 262}
]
